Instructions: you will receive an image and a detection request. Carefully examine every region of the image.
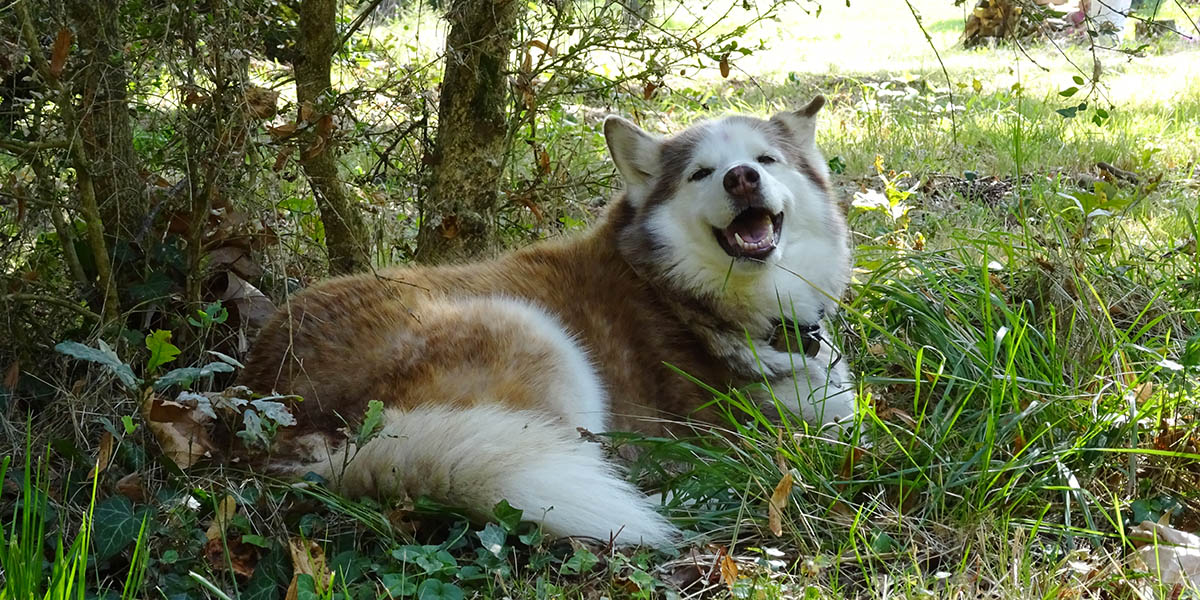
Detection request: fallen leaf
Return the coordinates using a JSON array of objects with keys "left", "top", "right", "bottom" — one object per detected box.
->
[
  {"left": 115, "top": 472, "right": 146, "bottom": 502},
  {"left": 219, "top": 272, "right": 277, "bottom": 330},
  {"left": 286, "top": 538, "right": 330, "bottom": 600},
  {"left": 1135, "top": 382, "right": 1154, "bottom": 403},
  {"left": 49, "top": 28, "right": 73, "bottom": 79},
  {"left": 768, "top": 472, "right": 793, "bottom": 537},
  {"left": 205, "top": 535, "right": 260, "bottom": 579},
  {"left": 1130, "top": 521, "right": 1200, "bottom": 590},
  {"left": 719, "top": 550, "right": 739, "bottom": 590},
  {"left": 3, "top": 360, "right": 18, "bottom": 389},
  {"left": 205, "top": 494, "right": 238, "bottom": 542},
  {"left": 87, "top": 432, "right": 114, "bottom": 480},
  {"left": 143, "top": 391, "right": 215, "bottom": 469}
]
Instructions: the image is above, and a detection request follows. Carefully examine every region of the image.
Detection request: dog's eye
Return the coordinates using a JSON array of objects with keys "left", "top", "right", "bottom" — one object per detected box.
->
[
  {"left": 756, "top": 155, "right": 777, "bottom": 165},
  {"left": 689, "top": 167, "right": 714, "bottom": 182}
]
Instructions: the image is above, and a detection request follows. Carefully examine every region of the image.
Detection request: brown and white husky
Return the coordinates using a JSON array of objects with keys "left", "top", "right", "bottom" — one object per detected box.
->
[{"left": 239, "top": 97, "right": 855, "bottom": 547}]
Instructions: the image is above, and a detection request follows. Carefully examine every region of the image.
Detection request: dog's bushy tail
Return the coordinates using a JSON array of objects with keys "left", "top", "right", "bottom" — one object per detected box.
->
[{"left": 304, "top": 405, "right": 679, "bottom": 547}]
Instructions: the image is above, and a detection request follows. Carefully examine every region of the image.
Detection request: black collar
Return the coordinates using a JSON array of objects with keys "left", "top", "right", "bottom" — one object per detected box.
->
[{"left": 769, "top": 317, "right": 823, "bottom": 358}]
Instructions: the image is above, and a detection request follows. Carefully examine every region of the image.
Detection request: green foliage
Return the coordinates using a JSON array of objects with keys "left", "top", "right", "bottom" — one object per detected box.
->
[
  {"left": 144, "top": 330, "right": 181, "bottom": 374},
  {"left": 92, "top": 496, "right": 144, "bottom": 561},
  {"left": 356, "top": 399, "right": 385, "bottom": 447}
]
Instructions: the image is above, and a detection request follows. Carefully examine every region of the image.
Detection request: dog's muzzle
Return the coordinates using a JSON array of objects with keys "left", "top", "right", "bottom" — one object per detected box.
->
[{"left": 713, "top": 165, "right": 783, "bottom": 261}]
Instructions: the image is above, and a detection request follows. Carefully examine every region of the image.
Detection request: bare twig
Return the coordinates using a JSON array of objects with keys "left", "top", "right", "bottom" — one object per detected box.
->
[
  {"left": 17, "top": 0, "right": 121, "bottom": 323},
  {"left": 1174, "top": 0, "right": 1200, "bottom": 38},
  {"left": 0, "top": 137, "right": 71, "bottom": 155},
  {"left": 338, "top": 0, "right": 387, "bottom": 49},
  {"left": 902, "top": 0, "right": 958, "bottom": 145},
  {"left": 2, "top": 293, "right": 103, "bottom": 323}
]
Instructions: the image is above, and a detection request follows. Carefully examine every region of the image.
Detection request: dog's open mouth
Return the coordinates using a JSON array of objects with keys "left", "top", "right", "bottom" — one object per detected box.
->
[{"left": 713, "top": 207, "right": 783, "bottom": 261}]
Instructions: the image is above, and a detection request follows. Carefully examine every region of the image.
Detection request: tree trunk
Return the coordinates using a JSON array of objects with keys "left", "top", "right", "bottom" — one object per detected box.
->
[
  {"left": 295, "top": 0, "right": 370, "bottom": 275},
  {"left": 416, "top": 0, "right": 520, "bottom": 264},
  {"left": 66, "top": 0, "right": 144, "bottom": 248}
]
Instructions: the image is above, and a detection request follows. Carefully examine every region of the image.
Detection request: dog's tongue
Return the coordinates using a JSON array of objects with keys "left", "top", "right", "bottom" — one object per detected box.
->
[{"left": 725, "top": 209, "right": 773, "bottom": 244}]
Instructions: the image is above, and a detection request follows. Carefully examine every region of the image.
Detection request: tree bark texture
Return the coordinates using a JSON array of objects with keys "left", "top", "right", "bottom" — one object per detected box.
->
[
  {"left": 66, "top": 0, "right": 144, "bottom": 246},
  {"left": 295, "top": 0, "right": 370, "bottom": 275},
  {"left": 416, "top": 0, "right": 520, "bottom": 265}
]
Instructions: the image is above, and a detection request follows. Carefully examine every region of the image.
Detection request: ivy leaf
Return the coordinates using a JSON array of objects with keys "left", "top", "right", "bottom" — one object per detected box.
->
[
  {"left": 145, "top": 330, "right": 181, "bottom": 373},
  {"left": 154, "top": 362, "right": 235, "bottom": 390},
  {"left": 492, "top": 500, "right": 523, "bottom": 533},
  {"left": 416, "top": 580, "right": 464, "bottom": 600},
  {"left": 381, "top": 574, "right": 416, "bottom": 596},
  {"left": 477, "top": 523, "right": 507, "bottom": 558},
  {"left": 93, "top": 496, "right": 140, "bottom": 560},
  {"left": 561, "top": 547, "right": 599, "bottom": 574},
  {"left": 55, "top": 340, "right": 141, "bottom": 389}
]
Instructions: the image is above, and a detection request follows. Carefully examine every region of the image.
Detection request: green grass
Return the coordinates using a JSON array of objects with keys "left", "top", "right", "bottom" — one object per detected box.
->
[{"left": 5, "top": 0, "right": 1200, "bottom": 598}]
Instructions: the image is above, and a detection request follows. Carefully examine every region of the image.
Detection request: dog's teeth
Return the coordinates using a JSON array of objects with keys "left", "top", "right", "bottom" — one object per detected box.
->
[{"left": 734, "top": 232, "right": 746, "bottom": 248}]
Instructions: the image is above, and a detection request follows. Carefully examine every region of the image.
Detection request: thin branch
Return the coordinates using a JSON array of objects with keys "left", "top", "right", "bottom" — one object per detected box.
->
[
  {"left": 902, "top": 0, "right": 957, "bottom": 145},
  {"left": 2, "top": 293, "right": 103, "bottom": 323},
  {"left": 1174, "top": 0, "right": 1200, "bottom": 38},
  {"left": 338, "top": 0, "right": 387, "bottom": 49},
  {"left": 0, "top": 137, "right": 71, "bottom": 155},
  {"left": 17, "top": 0, "right": 121, "bottom": 323}
]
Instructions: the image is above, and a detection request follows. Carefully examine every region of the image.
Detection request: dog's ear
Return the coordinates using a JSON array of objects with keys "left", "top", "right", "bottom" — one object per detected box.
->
[
  {"left": 770, "top": 95, "right": 825, "bottom": 149},
  {"left": 604, "top": 116, "right": 660, "bottom": 190}
]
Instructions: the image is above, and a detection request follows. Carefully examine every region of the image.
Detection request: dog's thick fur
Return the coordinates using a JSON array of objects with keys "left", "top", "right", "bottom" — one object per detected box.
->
[{"left": 239, "top": 97, "right": 854, "bottom": 546}]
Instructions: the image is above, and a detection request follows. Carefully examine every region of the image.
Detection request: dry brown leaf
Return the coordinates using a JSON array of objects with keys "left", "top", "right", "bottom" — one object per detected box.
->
[
  {"left": 115, "top": 472, "right": 146, "bottom": 502},
  {"left": 298, "top": 102, "right": 315, "bottom": 124},
  {"left": 867, "top": 343, "right": 886, "bottom": 356},
  {"left": 148, "top": 397, "right": 193, "bottom": 423},
  {"left": 642, "top": 81, "right": 658, "bottom": 100},
  {"left": 1135, "top": 382, "right": 1154, "bottom": 403},
  {"left": 272, "top": 146, "right": 293, "bottom": 172},
  {"left": 245, "top": 86, "right": 280, "bottom": 119},
  {"left": 1130, "top": 521, "right": 1200, "bottom": 590},
  {"left": 302, "top": 113, "right": 336, "bottom": 159},
  {"left": 143, "top": 392, "right": 214, "bottom": 469},
  {"left": 719, "top": 53, "right": 731, "bottom": 78},
  {"left": 219, "top": 272, "right": 277, "bottom": 330},
  {"left": 205, "top": 536, "right": 260, "bottom": 579},
  {"left": 301, "top": 136, "right": 326, "bottom": 160},
  {"left": 768, "top": 472, "right": 793, "bottom": 537},
  {"left": 719, "top": 550, "right": 739, "bottom": 590},
  {"left": 537, "top": 150, "right": 551, "bottom": 176},
  {"left": 87, "top": 432, "right": 114, "bottom": 480},
  {"left": 205, "top": 494, "right": 238, "bottom": 542},
  {"left": 286, "top": 538, "right": 330, "bottom": 600},
  {"left": 3, "top": 360, "right": 18, "bottom": 390},
  {"left": 268, "top": 122, "right": 299, "bottom": 139},
  {"left": 49, "top": 28, "right": 73, "bottom": 79},
  {"left": 527, "top": 39, "right": 557, "bottom": 56}
]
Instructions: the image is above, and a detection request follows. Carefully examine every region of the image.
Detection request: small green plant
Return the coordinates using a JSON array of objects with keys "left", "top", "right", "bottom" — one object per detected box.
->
[{"left": 0, "top": 430, "right": 149, "bottom": 600}]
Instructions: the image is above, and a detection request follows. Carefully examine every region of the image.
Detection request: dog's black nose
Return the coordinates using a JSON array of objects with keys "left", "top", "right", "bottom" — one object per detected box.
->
[{"left": 723, "top": 165, "right": 760, "bottom": 196}]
